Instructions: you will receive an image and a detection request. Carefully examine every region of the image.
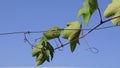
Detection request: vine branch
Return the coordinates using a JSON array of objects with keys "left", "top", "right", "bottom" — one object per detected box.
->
[{"left": 54, "top": 15, "right": 120, "bottom": 50}]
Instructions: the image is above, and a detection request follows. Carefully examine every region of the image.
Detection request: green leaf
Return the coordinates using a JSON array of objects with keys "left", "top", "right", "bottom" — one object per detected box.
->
[
  {"left": 70, "top": 42, "right": 77, "bottom": 52},
  {"left": 44, "top": 50, "right": 50, "bottom": 62},
  {"left": 46, "top": 42, "right": 54, "bottom": 60},
  {"left": 77, "top": 0, "right": 98, "bottom": 26},
  {"left": 36, "top": 54, "right": 46, "bottom": 66},
  {"left": 104, "top": 0, "right": 120, "bottom": 26},
  {"left": 43, "top": 26, "right": 61, "bottom": 40},
  {"left": 34, "top": 40, "right": 55, "bottom": 66},
  {"left": 39, "top": 37, "right": 48, "bottom": 45},
  {"left": 32, "top": 37, "right": 46, "bottom": 57},
  {"left": 32, "top": 37, "right": 48, "bottom": 66},
  {"left": 37, "top": 53, "right": 44, "bottom": 61},
  {"left": 32, "top": 47, "right": 41, "bottom": 57},
  {"left": 61, "top": 21, "right": 82, "bottom": 52},
  {"left": 104, "top": 0, "right": 120, "bottom": 18},
  {"left": 70, "top": 30, "right": 80, "bottom": 52},
  {"left": 62, "top": 21, "right": 82, "bottom": 40},
  {"left": 36, "top": 52, "right": 46, "bottom": 66},
  {"left": 112, "top": 11, "right": 120, "bottom": 26},
  {"left": 32, "top": 35, "right": 54, "bottom": 66}
]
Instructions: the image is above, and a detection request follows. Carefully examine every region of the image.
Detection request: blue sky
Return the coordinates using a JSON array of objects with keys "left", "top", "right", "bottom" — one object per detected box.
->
[{"left": 0, "top": 0, "right": 120, "bottom": 68}]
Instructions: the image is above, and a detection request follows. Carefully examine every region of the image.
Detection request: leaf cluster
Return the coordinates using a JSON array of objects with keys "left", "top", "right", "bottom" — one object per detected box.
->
[
  {"left": 32, "top": 0, "right": 120, "bottom": 66},
  {"left": 32, "top": 37, "right": 54, "bottom": 66}
]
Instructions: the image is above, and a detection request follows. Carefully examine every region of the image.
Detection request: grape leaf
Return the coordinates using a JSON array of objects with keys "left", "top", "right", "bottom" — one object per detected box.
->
[
  {"left": 112, "top": 11, "right": 120, "bottom": 26},
  {"left": 77, "top": 0, "right": 98, "bottom": 26},
  {"left": 61, "top": 21, "right": 82, "bottom": 52},
  {"left": 70, "top": 30, "right": 80, "bottom": 52},
  {"left": 104, "top": 0, "right": 120, "bottom": 18},
  {"left": 44, "top": 50, "right": 50, "bottom": 62},
  {"left": 43, "top": 26, "right": 61, "bottom": 40},
  {"left": 32, "top": 37, "right": 47, "bottom": 56},
  {"left": 32, "top": 37, "right": 55, "bottom": 66},
  {"left": 32, "top": 46, "right": 41, "bottom": 57},
  {"left": 36, "top": 53, "right": 46, "bottom": 66},
  {"left": 104, "top": 0, "right": 120, "bottom": 26}
]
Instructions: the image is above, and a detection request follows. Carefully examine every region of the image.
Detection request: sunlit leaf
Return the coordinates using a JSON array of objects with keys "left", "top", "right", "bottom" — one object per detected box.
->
[
  {"left": 44, "top": 50, "right": 50, "bottom": 62},
  {"left": 32, "top": 37, "right": 46, "bottom": 57},
  {"left": 77, "top": 0, "right": 98, "bottom": 26},
  {"left": 39, "top": 37, "right": 48, "bottom": 45},
  {"left": 32, "top": 47, "right": 41, "bottom": 57},
  {"left": 104, "top": 0, "right": 120, "bottom": 26},
  {"left": 61, "top": 21, "right": 82, "bottom": 52},
  {"left": 104, "top": 0, "right": 120, "bottom": 18},
  {"left": 32, "top": 37, "right": 48, "bottom": 66},
  {"left": 44, "top": 26, "right": 61, "bottom": 40},
  {"left": 112, "top": 11, "right": 120, "bottom": 26}
]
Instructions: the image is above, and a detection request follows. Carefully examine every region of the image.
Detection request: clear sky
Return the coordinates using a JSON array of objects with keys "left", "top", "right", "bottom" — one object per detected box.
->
[{"left": 0, "top": 0, "right": 120, "bottom": 68}]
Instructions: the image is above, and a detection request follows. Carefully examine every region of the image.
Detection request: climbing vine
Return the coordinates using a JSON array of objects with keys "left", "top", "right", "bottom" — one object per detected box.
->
[{"left": 0, "top": 0, "right": 120, "bottom": 66}]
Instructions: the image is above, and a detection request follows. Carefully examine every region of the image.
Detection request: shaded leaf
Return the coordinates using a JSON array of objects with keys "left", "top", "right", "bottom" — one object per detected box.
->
[
  {"left": 70, "top": 42, "right": 77, "bottom": 52},
  {"left": 70, "top": 30, "right": 80, "bottom": 52},
  {"left": 46, "top": 42, "right": 54, "bottom": 60},
  {"left": 77, "top": 0, "right": 98, "bottom": 26},
  {"left": 37, "top": 53, "right": 44, "bottom": 61},
  {"left": 44, "top": 26, "right": 61, "bottom": 40}
]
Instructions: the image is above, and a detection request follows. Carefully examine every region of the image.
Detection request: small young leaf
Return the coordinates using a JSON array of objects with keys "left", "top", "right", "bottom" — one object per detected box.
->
[
  {"left": 77, "top": 0, "right": 98, "bottom": 26},
  {"left": 36, "top": 56, "right": 46, "bottom": 66},
  {"left": 43, "top": 26, "right": 61, "bottom": 40},
  {"left": 44, "top": 50, "right": 50, "bottom": 62},
  {"left": 70, "top": 30, "right": 80, "bottom": 52},
  {"left": 32, "top": 37, "right": 46, "bottom": 56},
  {"left": 32, "top": 47, "right": 41, "bottom": 57},
  {"left": 32, "top": 37, "right": 48, "bottom": 66},
  {"left": 104, "top": 0, "right": 120, "bottom": 26},
  {"left": 70, "top": 42, "right": 77, "bottom": 52},
  {"left": 62, "top": 21, "right": 82, "bottom": 52},
  {"left": 37, "top": 53, "right": 44, "bottom": 61}
]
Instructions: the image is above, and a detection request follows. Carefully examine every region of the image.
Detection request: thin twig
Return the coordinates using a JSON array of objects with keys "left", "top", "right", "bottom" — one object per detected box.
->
[
  {"left": 0, "top": 31, "right": 45, "bottom": 35},
  {"left": 81, "top": 29, "right": 99, "bottom": 54},
  {"left": 54, "top": 39, "right": 63, "bottom": 51},
  {"left": 97, "top": 8, "right": 103, "bottom": 23},
  {"left": 84, "top": 37, "right": 99, "bottom": 54},
  {"left": 0, "top": 26, "right": 118, "bottom": 36},
  {"left": 24, "top": 34, "right": 35, "bottom": 49},
  {"left": 57, "top": 37, "right": 63, "bottom": 47}
]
